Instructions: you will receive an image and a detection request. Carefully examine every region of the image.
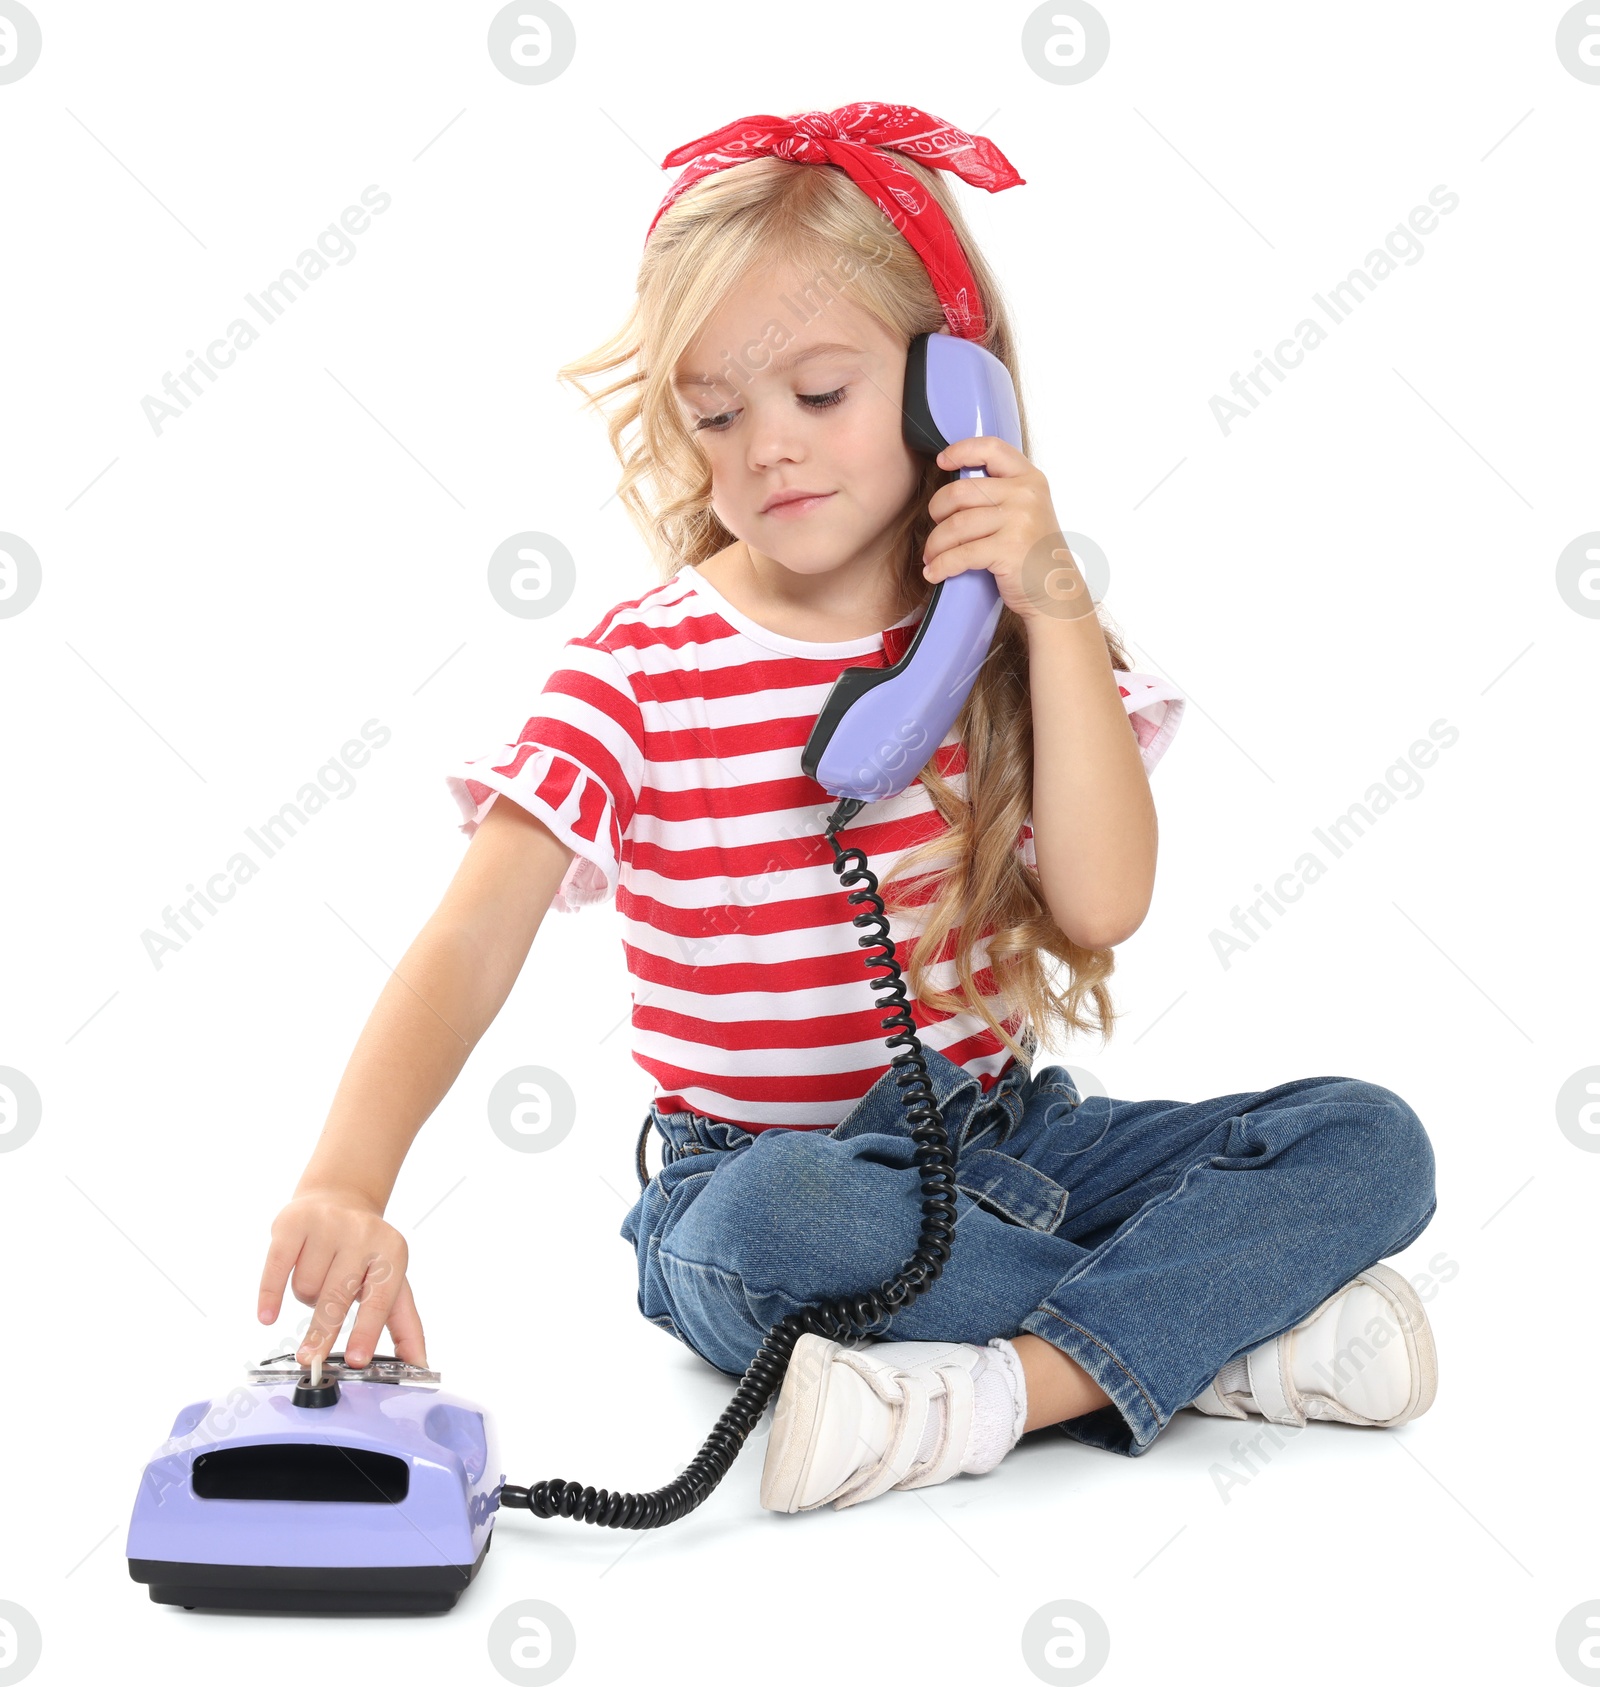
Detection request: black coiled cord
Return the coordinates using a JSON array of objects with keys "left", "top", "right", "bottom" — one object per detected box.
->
[{"left": 499, "top": 795, "right": 960, "bottom": 1528}]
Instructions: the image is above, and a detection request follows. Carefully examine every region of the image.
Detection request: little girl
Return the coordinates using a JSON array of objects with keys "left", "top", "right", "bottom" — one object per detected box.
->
[{"left": 258, "top": 103, "right": 1438, "bottom": 1517}]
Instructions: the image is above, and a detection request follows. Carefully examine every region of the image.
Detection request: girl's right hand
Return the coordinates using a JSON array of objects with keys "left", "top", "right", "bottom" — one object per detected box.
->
[{"left": 257, "top": 1188, "right": 428, "bottom": 1370}]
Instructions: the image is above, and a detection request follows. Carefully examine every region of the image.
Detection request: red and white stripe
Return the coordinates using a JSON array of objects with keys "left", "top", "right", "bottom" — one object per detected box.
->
[{"left": 447, "top": 564, "right": 1184, "bottom": 1132}]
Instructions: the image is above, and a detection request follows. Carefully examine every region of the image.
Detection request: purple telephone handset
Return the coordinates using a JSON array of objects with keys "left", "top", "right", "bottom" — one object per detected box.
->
[{"left": 801, "top": 331, "right": 1021, "bottom": 804}]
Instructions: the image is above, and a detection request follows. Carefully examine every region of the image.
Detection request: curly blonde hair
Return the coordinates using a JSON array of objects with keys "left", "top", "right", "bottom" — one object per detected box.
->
[{"left": 556, "top": 150, "right": 1137, "bottom": 1062}]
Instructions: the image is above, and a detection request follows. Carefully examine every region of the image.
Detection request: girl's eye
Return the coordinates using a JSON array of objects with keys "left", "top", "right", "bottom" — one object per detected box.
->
[{"left": 693, "top": 387, "right": 847, "bottom": 433}]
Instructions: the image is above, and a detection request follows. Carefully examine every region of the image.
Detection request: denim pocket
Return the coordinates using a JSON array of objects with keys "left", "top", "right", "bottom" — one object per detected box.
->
[{"left": 954, "top": 1147, "right": 1070, "bottom": 1232}]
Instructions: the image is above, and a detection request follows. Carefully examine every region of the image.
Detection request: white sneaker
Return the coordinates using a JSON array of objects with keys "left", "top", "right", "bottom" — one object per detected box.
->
[
  {"left": 1187, "top": 1263, "right": 1438, "bottom": 1429},
  {"left": 759, "top": 1334, "right": 1028, "bottom": 1513}
]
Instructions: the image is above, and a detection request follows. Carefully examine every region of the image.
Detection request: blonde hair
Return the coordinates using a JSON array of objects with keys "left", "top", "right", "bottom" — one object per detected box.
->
[{"left": 557, "top": 150, "right": 1136, "bottom": 1062}]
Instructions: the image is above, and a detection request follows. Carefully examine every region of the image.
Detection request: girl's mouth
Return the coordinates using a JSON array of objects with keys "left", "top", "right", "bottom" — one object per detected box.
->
[{"left": 762, "top": 493, "right": 835, "bottom": 519}]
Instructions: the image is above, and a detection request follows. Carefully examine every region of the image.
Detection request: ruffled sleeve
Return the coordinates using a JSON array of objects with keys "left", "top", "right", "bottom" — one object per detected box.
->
[
  {"left": 1014, "top": 667, "right": 1186, "bottom": 869},
  {"left": 1117, "top": 669, "right": 1185, "bottom": 776},
  {"left": 445, "top": 639, "right": 645, "bottom": 914}
]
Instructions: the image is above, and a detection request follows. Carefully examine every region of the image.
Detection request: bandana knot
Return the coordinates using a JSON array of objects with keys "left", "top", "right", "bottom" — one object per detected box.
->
[{"left": 645, "top": 101, "right": 1024, "bottom": 341}]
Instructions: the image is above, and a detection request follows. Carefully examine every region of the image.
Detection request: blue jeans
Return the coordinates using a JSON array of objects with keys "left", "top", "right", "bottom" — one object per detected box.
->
[{"left": 618, "top": 1047, "right": 1437, "bottom": 1457}]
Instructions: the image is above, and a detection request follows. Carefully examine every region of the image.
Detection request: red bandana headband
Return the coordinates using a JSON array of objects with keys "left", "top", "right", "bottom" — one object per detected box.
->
[{"left": 643, "top": 101, "right": 1025, "bottom": 342}]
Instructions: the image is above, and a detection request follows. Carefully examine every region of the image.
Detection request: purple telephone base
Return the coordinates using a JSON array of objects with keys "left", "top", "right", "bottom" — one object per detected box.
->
[{"left": 126, "top": 1354, "right": 501, "bottom": 1614}]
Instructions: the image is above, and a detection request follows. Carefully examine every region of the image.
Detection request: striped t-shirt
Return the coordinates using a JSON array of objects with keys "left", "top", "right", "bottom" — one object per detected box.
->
[{"left": 446, "top": 562, "right": 1185, "bottom": 1133}]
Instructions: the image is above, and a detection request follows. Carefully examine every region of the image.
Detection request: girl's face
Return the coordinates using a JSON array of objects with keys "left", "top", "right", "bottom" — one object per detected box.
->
[{"left": 672, "top": 259, "right": 924, "bottom": 587}]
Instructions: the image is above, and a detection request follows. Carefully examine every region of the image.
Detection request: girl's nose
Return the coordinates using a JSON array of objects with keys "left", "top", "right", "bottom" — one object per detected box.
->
[{"left": 745, "top": 404, "right": 806, "bottom": 471}]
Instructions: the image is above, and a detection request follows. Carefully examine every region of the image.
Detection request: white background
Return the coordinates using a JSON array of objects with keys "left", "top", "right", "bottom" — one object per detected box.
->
[{"left": 1, "top": 1, "right": 1594, "bottom": 1682}]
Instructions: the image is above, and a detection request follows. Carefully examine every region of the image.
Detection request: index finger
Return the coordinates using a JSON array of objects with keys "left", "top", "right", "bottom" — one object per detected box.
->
[
  {"left": 933, "top": 435, "right": 1030, "bottom": 476},
  {"left": 298, "top": 1249, "right": 376, "bottom": 1362}
]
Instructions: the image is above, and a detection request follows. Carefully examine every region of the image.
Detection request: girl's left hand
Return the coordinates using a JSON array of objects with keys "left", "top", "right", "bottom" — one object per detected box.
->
[{"left": 921, "top": 435, "right": 1087, "bottom": 625}]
